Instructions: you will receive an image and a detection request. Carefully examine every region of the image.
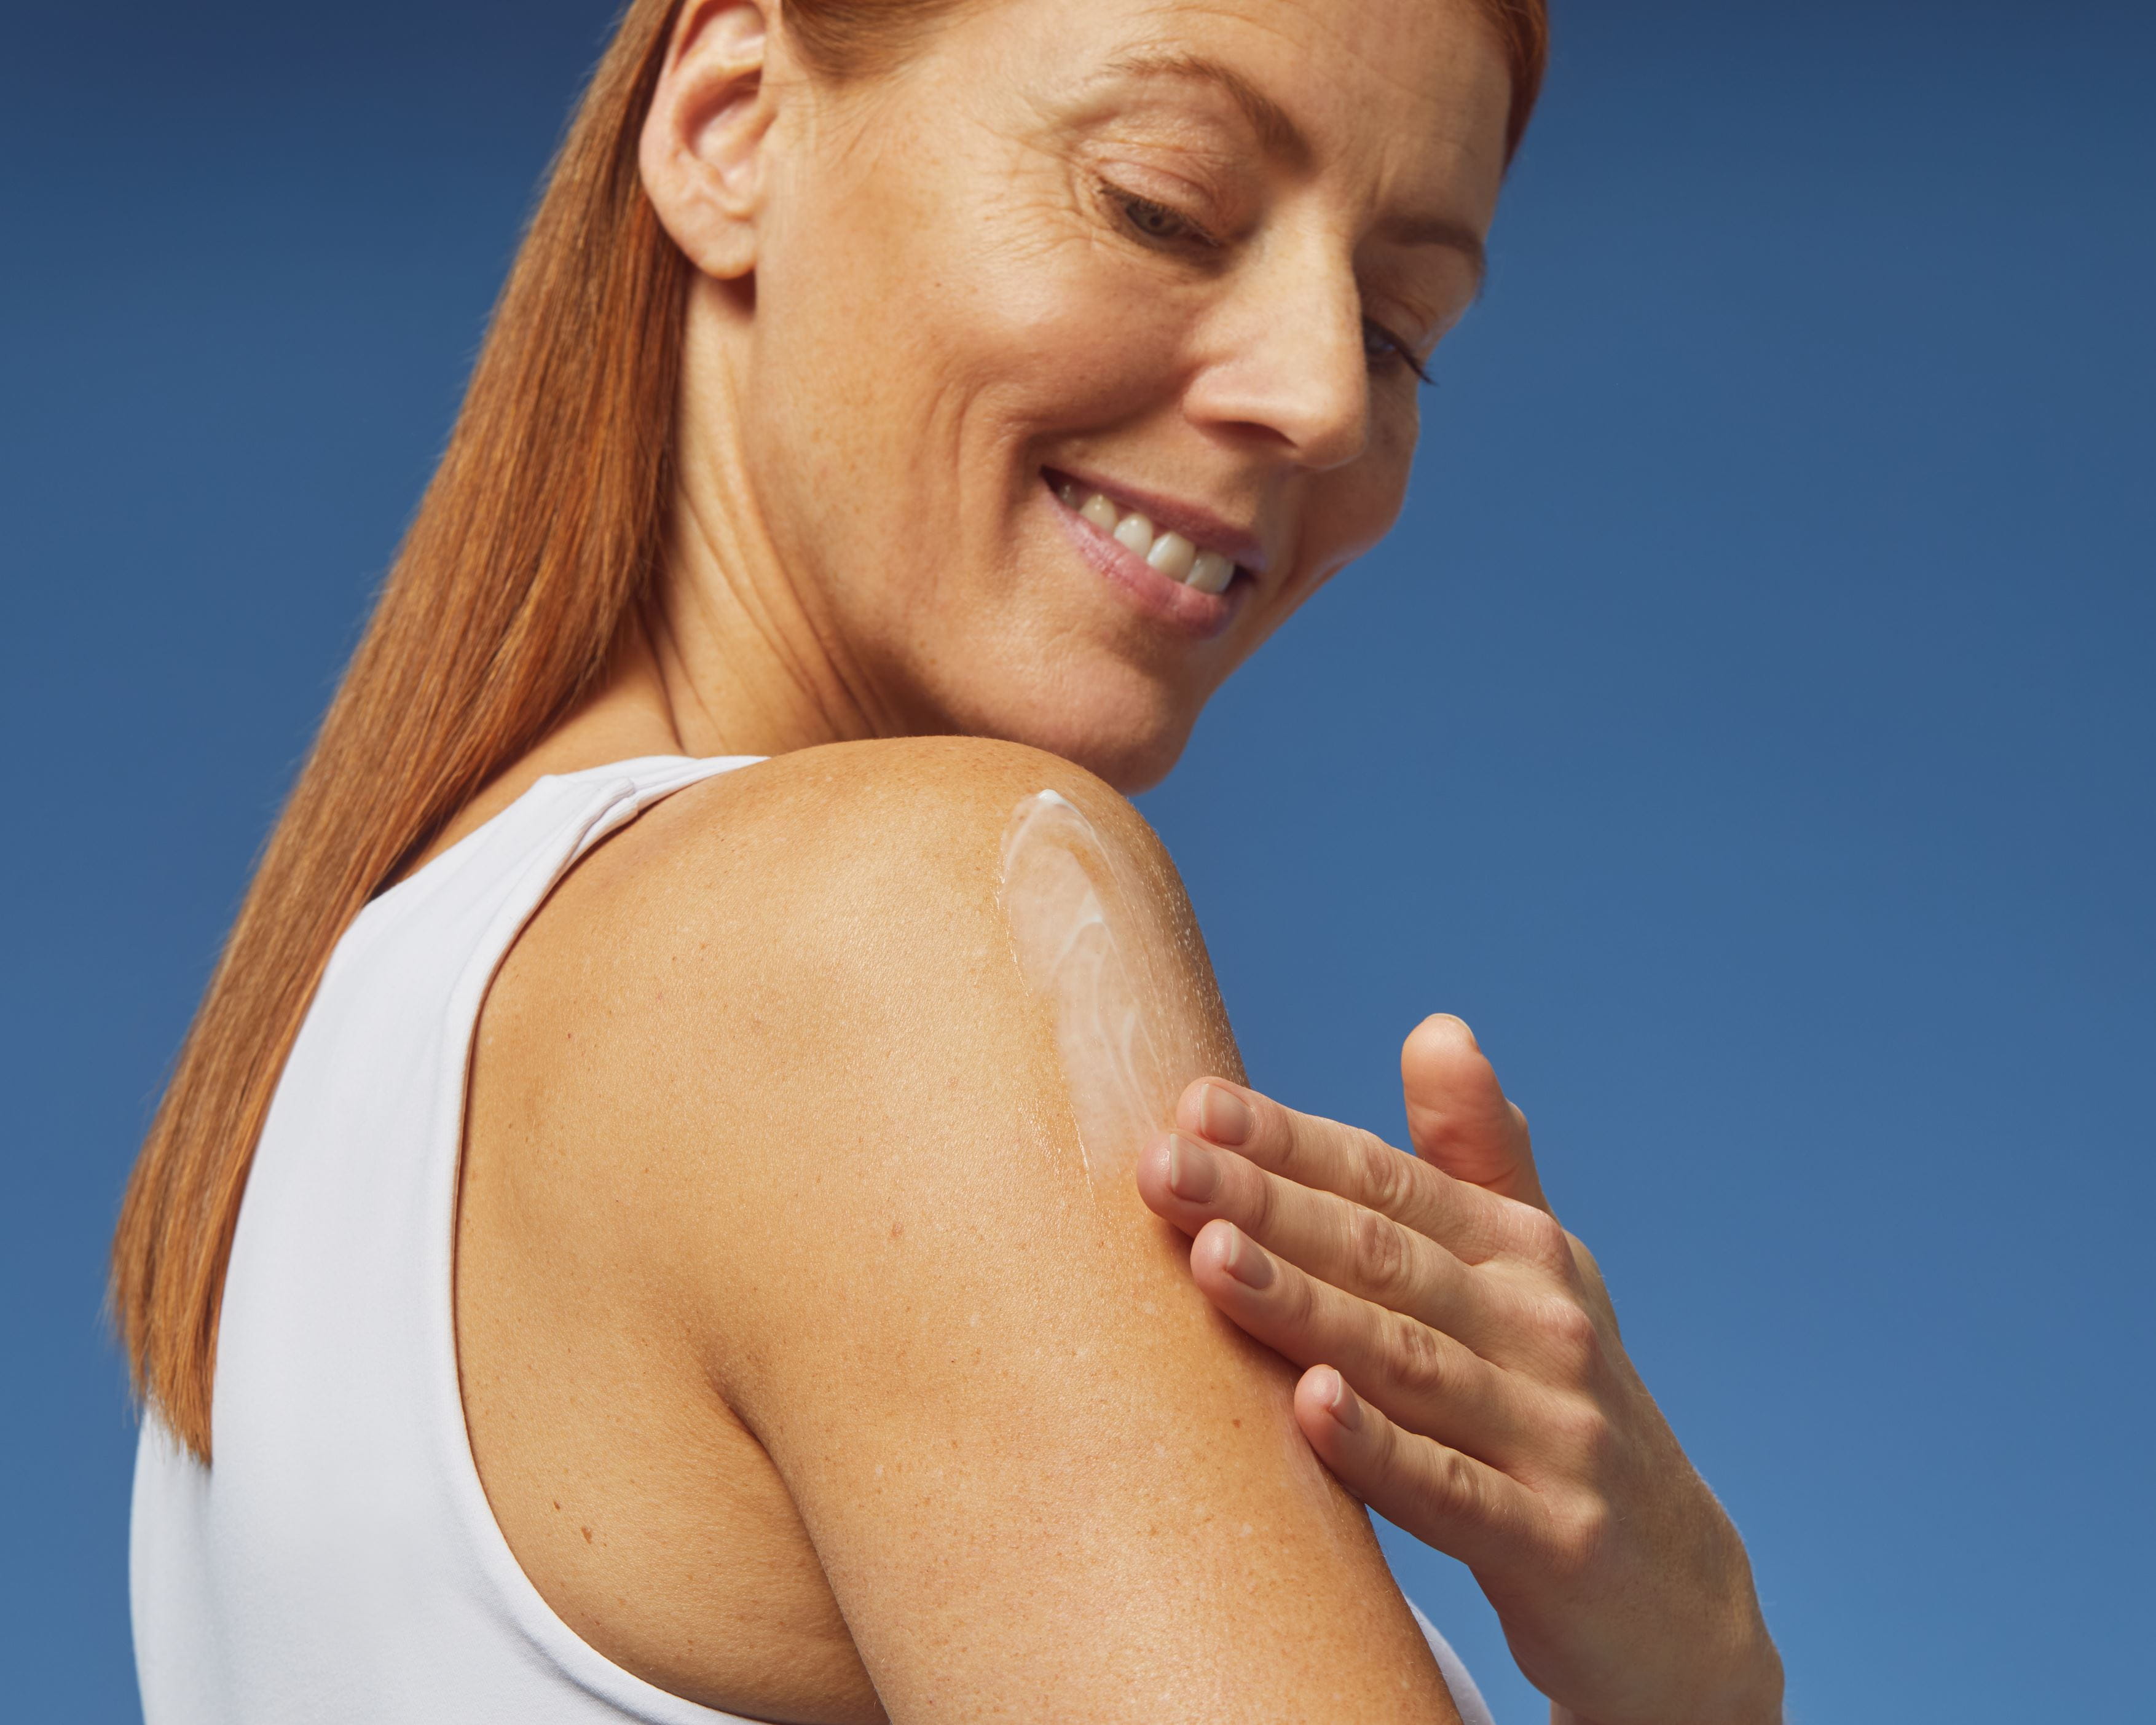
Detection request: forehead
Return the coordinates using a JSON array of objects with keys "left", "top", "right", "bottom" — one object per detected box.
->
[{"left": 951, "top": 0, "right": 1512, "bottom": 216}]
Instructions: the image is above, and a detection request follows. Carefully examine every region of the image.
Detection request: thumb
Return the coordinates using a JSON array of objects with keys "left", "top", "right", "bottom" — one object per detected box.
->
[{"left": 1401, "top": 1014, "right": 1549, "bottom": 1212}]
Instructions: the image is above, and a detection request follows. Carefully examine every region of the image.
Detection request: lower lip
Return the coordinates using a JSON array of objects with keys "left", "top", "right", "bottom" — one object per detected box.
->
[{"left": 1044, "top": 477, "right": 1243, "bottom": 640}]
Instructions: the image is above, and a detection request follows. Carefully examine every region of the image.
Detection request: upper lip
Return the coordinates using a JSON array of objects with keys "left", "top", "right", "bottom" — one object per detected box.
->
[{"left": 1045, "top": 466, "right": 1270, "bottom": 578}]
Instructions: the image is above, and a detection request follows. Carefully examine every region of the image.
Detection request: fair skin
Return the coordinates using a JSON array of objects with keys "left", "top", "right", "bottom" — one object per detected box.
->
[
  {"left": 1141, "top": 1029, "right": 1783, "bottom": 1725},
  {"left": 431, "top": 0, "right": 1779, "bottom": 1720}
]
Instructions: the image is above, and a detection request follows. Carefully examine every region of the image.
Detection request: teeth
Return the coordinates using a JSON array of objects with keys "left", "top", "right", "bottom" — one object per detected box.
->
[
  {"left": 1112, "top": 511, "right": 1155, "bottom": 556},
  {"left": 1187, "top": 550, "right": 1234, "bottom": 594},
  {"left": 1057, "top": 481, "right": 1240, "bottom": 594},
  {"left": 1146, "top": 531, "right": 1197, "bottom": 582},
  {"left": 1079, "top": 492, "right": 1120, "bottom": 533}
]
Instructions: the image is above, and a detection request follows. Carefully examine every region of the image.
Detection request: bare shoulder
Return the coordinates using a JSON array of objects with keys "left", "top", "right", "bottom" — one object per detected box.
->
[
  {"left": 471, "top": 735, "right": 1457, "bottom": 1721},
  {"left": 624, "top": 733, "right": 1187, "bottom": 936},
  {"left": 482, "top": 732, "right": 1232, "bottom": 1275},
  {"left": 538, "top": 733, "right": 1229, "bottom": 1105},
  {"left": 694, "top": 731, "right": 1145, "bottom": 831}
]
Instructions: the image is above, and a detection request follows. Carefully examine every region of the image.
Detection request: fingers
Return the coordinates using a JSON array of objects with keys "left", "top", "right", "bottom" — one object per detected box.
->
[
  {"left": 1137, "top": 1133, "right": 1503, "bottom": 1354},
  {"left": 1172, "top": 1075, "right": 1514, "bottom": 1264},
  {"left": 1401, "top": 1015, "right": 1548, "bottom": 1211},
  {"left": 1294, "top": 1364, "right": 1539, "bottom": 1575},
  {"left": 1187, "top": 1219, "right": 1535, "bottom": 1466}
]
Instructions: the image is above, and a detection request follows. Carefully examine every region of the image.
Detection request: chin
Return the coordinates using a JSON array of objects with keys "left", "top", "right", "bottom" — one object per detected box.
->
[
  {"left": 959, "top": 680, "right": 1201, "bottom": 796},
  {"left": 1064, "top": 727, "right": 1189, "bottom": 796}
]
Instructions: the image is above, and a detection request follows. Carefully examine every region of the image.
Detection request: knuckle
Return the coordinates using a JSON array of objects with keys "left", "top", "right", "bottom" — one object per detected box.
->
[
  {"left": 1384, "top": 1311, "right": 1451, "bottom": 1397},
  {"left": 1530, "top": 1295, "right": 1602, "bottom": 1378},
  {"left": 1550, "top": 1397, "right": 1616, "bottom": 1475},
  {"left": 1345, "top": 1206, "right": 1412, "bottom": 1299},
  {"left": 1431, "top": 1444, "right": 1487, "bottom": 1523},
  {"left": 1545, "top": 1492, "right": 1615, "bottom": 1581},
  {"left": 1513, "top": 1205, "right": 1573, "bottom": 1271},
  {"left": 1360, "top": 1136, "right": 1417, "bottom": 1218},
  {"left": 1268, "top": 1106, "right": 1312, "bottom": 1179}
]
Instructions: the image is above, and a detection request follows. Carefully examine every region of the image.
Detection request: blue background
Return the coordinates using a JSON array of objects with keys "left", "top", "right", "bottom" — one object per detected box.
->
[{"left": 3, "top": 2, "right": 2149, "bottom": 1719}]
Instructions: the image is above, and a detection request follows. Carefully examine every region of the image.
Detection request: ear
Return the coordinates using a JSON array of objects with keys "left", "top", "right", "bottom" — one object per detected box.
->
[{"left": 640, "top": 0, "right": 778, "bottom": 280}]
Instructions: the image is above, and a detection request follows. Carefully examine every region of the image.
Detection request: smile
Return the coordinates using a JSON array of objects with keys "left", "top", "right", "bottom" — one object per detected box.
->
[{"left": 1042, "top": 470, "right": 1255, "bottom": 599}]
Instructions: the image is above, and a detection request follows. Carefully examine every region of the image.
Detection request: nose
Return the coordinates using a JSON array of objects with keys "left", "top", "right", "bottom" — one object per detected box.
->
[{"left": 1182, "top": 238, "right": 1372, "bottom": 473}]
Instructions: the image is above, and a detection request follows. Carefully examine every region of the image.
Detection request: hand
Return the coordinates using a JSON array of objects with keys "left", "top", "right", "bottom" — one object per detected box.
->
[{"left": 1136, "top": 1016, "right": 1783, "bottom": 1725}]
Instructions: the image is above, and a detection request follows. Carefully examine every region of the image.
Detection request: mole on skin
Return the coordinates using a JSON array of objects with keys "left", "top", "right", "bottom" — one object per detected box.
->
[{"left": 999, "top": 790, "right": 1176, "bottom": 1183}]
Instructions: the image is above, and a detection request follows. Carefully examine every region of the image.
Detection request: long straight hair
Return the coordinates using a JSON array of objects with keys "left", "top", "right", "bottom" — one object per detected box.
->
[{"left": 112, "top": 0, "right": 1549, "bottom": 1463}]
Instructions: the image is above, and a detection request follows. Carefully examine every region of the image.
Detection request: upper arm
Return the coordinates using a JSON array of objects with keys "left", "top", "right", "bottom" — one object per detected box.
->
[{"left": 566, "top": 739, "right": 1459, "bottom": 1723}]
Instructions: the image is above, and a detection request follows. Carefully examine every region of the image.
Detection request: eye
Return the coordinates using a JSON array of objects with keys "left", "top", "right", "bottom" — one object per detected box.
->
[
  {"left": 1102, "top": 184, "right": 1219, "bottom": 251},
  {"left": 1102, "top": 176, "right": 1431, "bottom": 383},
  {"left": 1363, "top": 318, "right": 1433, "bottom": 385}
]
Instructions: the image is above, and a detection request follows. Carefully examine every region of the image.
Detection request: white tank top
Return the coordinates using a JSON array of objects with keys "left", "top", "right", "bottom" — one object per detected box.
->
[{"left": 129, "top": 754, "right": 1495, "bottom": 1725}]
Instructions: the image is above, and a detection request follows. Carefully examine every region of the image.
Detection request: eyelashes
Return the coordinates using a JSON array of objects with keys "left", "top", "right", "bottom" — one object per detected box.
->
[
  {"left": 1098, "top": 182, "right": 1434, "bottom": 385},
  {"left": 1361, "top": 318, "right": 1434, "bottom": 385},
  {"left": 1111, "top": 187, "right": 1214, "bottom": 248}
]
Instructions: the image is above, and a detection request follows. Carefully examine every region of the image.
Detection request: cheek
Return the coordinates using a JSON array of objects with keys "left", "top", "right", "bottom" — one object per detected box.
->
[
  {"left": 865, "top": 115, "right": 1206, "bottom": 436},
  {"left": 1338, "top": 431, "right": 1415, "bottom": 564},
  {"left": 750, "top": 161, "right": 1191, "bottom": 552},
  {"left": 1270, "top": 433, "right": 1415, "bottom": 621},
  {"left": 918, "top": 200, "right": 1200, "bottom": 439}
]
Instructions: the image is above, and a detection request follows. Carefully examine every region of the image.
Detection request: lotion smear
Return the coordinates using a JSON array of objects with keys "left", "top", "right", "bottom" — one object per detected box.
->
[{"left": 1000, "top": 791, "right": 1174, "bottom": 1182}]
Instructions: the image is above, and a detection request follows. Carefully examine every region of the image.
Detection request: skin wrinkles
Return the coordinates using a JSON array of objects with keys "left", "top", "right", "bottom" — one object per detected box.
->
[
  {"left": 647, "top": 0, "right": 1508, "bottom": 787},
  {"left": 1101, "top": 14, "right": 1492, "bottom": 278},
  {"left": 1052, "top": 53, "right": 1478, "bottom": 352},
  {"left": 435, "top": 1, "right": 1516, "bottom": 1718},
  {"left": 1011, "top": 54, "right": 1477, "bottom": 597},
  {"left": 430, "top": 0, "right": 1780, "bottom": 1710},
  {"left": 1104, "top": 49, "right": 1315, "bottom": 167}
]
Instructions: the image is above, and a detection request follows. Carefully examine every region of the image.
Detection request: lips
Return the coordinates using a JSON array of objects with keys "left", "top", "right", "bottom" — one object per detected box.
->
[
  {"left": 1051, "top": 476, "right": 1240, "bottom": 595},
  {"left": 1041, "top": 472, "right": 1253, "bottom": 642}
]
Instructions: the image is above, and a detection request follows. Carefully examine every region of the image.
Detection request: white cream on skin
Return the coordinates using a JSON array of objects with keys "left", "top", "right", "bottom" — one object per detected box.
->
[
  {"left": 1001, "top": 790, "right": 1177, "bottom": 1182},
  {"left": 1001, "top": 792, "right": 1363, "bottom": 1552}
]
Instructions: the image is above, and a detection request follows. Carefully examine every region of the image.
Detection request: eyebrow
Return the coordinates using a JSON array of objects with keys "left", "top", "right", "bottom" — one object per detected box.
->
[
  {"left": 1103, "top": 49, "right": 1312, "bottom": 165},
  {"left": 1101, "top": 49, "right": 1488, "bottom": 287},
  {"left": 1379, "top": 214, "right": 1489, "bottom": 288}
]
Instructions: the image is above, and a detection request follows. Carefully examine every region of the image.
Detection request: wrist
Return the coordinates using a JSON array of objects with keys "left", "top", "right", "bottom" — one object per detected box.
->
[{"left": 1548, "top": 1637, "right": 1784, "bottom": 1725}]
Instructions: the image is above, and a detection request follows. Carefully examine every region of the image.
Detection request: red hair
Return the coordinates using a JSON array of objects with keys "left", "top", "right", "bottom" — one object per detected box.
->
[{"left": 112, "top": 0, "right": 1551, "bottom": 1462}]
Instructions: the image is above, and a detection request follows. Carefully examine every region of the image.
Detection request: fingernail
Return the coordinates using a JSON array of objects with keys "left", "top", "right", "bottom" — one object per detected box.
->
[
  {"left": 1221, "top": 1227, "right": 1275, "bottom": 1291},
  {"left": 1316, "top": 1367, "right": 1363, "bottom": 1432},
  {"left": 1198, "top": 1083, "right": 1254, "bottom": 1147},
  {"left": 1166, "top": 1136, "right": 1222, "bottom": 1203}
]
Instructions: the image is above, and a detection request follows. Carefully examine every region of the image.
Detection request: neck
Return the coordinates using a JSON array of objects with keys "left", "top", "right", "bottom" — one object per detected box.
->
[
  {"left": 637, "top": 494, "right": 882, "bottom": 763},
  {"left": 538, "top": 532, "right": 883, "bottom": 773},
  {"left": 417, "top": 287, "right": 907, "bottom": 870},
  {"left": 606, "top": 276, "right": 902, "bottom": 761}
]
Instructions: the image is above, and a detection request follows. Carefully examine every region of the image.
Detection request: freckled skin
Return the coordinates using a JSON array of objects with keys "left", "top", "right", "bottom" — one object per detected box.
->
[
  {"left": 728, "top": 0, "right": 1500, "bottom": 788},
  {"left": 436, "top": 0, "right": 1514, "bottom": 1718},
  {"left": 460, "top": 741, "right": 1449, "bottom": 1723}
]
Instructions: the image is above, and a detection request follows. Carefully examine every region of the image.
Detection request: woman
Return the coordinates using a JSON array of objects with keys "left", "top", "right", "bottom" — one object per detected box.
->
[{"left": 115, "top": 0, "right": 1782, "bottom": 1719}]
